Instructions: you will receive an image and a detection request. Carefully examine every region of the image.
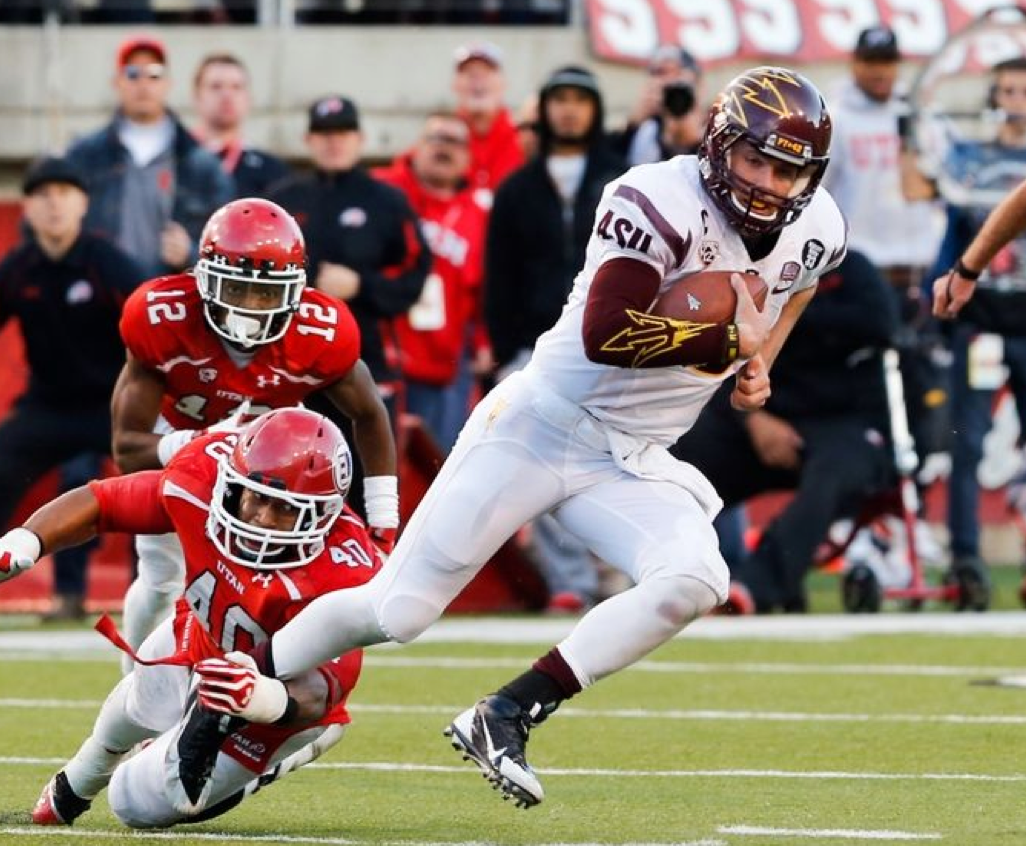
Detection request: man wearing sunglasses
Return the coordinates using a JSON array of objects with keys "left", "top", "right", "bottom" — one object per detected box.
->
[{"left": 65, "top": 35, "right": 232, "bottom": 279}]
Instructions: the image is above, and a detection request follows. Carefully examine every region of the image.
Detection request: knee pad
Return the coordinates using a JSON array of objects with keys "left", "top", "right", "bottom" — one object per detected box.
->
[
  {"left": 134, "top": 534, "right": 186, "bottom": 593},
  {"left": 652, "top": 575, "right": 720, "bottom": 629},
  {"left": 108, "top": 755, "right": 174, "bottom": 829},
  {"left": 376, "top": 592, "right": 444, "bottom": 644}
]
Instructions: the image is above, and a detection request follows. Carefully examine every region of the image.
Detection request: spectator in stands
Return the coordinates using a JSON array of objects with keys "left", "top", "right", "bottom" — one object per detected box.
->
[
  {"left": 0, "top": 156, "right": 145, "bottom": 619},
  {"left": 373, "top": 112, "right": 489, "bottom": 452},
  {"left": 611, "top": 45, "right": 704, "bottom": 167},
  {"left": 672, "top": 251, "right": 900, "bottom": 613},
  {"left": 268, "top": 95, "right": 429, "bottom": 506},
  {"left": 823, "top": 24, "right": 949, "bottom": 581},
  {"left": 826, "top": 26, "right": 940, "bottom": 283},
  {"left": 485, "top": 65, "right": 624, "bottom": 612},
  {"left": 451, "top": 41, "right": 524, "bottom": 207},
  {"left": 65, "top": 35, "right": 233, "bottom": 278},
  {"left": 191, "top": 53, "right": 290, "bottom": 198},
  {"left": 916, "top": 58, "right": 1026, "bottom": 587}
]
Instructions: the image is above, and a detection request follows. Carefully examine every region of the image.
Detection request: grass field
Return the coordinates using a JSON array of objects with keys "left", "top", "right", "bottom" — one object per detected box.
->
[{"left": 2, "top": 570, "right": 1026, "bottom": 846}]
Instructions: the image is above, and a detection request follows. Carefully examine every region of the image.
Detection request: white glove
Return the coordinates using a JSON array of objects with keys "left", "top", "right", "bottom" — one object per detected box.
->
[
  {"left": 0, "top": 528, "right": 41, "bottom": 584},
  {"left": 194, "top": 651, "right": 290, "bottom": 723}
]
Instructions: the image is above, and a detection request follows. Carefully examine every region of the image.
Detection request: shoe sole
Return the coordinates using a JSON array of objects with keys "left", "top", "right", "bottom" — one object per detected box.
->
[{"left": 443, "top": 720, "right": 541, "bottom": 809}]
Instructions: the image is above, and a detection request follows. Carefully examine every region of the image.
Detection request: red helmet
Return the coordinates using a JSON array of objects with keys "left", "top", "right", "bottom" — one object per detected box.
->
[
  {"left": 699, "top": 67, "right": 832, "bottom": 236},
  {"left": 195, "top": 198, "right": 307, "bottom": 348},
  {"left": 208, "top": 408, "right": 353, "bottom": 569}
]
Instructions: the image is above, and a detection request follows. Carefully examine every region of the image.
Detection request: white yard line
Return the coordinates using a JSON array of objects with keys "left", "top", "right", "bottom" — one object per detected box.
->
[
  {"left": 719, "top": 824, "right": 941, "bottom": 840},
  {"left": 3, "top": 756, "right": 1024, "bottom": 784},
  {"left": 3, "top": 611, "right": 1026, "bottom": 658},
  {"left": 5, "top": 698, "right": 1026, "bottom": 726},
  {"left": 0, "top": 829, "right": 725, "bottom": 846}
]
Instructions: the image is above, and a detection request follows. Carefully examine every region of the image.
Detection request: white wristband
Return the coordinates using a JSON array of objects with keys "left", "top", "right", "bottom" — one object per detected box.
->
[
  {"left": 157, "top": 429, "right": 197, "bottom": 467},
  {"left": 363, "top": 475, "right": 399, "bottom": 529},
  {"left": 4, "top": 528, "right": 42, "bottom": 563}
]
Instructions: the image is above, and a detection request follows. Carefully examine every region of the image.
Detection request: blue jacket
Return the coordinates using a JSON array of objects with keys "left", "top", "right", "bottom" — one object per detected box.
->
[{"left": 66, "top": 110, "right": 233, "bottom": 277}]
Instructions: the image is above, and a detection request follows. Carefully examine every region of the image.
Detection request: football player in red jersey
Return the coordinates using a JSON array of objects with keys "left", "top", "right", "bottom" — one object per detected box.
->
[
  {"left": 0, "top": 408, "right": 384, "bottom": 828},
  {"left": 110, "top": 197, "right": 397, "bottom": 666}
]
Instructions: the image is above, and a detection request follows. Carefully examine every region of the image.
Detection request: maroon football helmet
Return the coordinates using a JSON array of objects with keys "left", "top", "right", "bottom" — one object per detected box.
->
[
  {"left": 699, "top": 67, "right": 832, "bottom": 236},
  {"left": 208, "top": 408, "right": 353, "bottom": 569},
  {"left": 195, "top": 198, "right": 307, "bottom": 348}
]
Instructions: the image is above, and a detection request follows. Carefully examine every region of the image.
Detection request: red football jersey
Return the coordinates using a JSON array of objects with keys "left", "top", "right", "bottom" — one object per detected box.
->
[
  {"left": 120, "top": 275, "right": 361, "bottom": 429},
  {"left": 89, "top": 433, "right": 383, "bottom": 771}
]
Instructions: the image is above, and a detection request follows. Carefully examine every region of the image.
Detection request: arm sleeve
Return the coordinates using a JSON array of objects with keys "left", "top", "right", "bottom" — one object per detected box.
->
[
  {"left": 88, "top": 471, "right": 173, "bottom": 535},
  {"left": 350, "top": 191, "right": 431, "bottom": 317},
  {"left": 582, "top": 257, "right": 735, "bottom": 368}
]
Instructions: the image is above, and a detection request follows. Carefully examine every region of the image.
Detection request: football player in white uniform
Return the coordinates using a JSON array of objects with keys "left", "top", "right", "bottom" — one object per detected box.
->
[{"left": 191, "top": 67, "right": 847, "bottom": 809}]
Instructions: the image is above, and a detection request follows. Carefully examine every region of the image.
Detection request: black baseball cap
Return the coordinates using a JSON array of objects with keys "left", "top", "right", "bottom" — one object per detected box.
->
[
  {"left": 540, "top": 65, "right": 601, "bottom": 98},
  {"left": 854, "top": 25, "right": 901, "bottom": 61},
  {"left": 308, "top": 95, "right": 360, "bottom": 133},
  {"left": 22, "top": 155, "right": 88, "bottom": 195}
]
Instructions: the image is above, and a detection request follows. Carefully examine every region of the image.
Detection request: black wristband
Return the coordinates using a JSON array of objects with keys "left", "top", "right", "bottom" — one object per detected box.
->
[
  {"left": 273, "top": 695, "right": 300, "bottom": 726},
  {"left": 954, "top": 258, "right": 982, "bottom": 281}
]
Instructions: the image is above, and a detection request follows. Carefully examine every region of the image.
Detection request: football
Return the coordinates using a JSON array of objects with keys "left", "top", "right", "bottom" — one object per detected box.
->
[{"left": 650, "top": 270, "right": 768, "bottom": 324}]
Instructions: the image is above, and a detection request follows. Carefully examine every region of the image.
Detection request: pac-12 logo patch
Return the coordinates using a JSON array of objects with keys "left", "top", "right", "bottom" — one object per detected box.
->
[{"left": 780, "top": 261, "right": 801, "bottom": 282}]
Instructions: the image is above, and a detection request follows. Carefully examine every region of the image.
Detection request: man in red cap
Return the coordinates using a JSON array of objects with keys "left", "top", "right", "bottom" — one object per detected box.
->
[
  {"left": 451, "top": 41, "right": 524, "bottom": 208},
  {"left": 65, "top": 35, "right": 232, "bottom": 279}
]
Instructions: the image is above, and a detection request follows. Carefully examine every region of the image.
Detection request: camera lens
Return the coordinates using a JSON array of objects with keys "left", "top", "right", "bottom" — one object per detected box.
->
[{"left": 662, "top": 82, "right": 695, "bottom": 117}]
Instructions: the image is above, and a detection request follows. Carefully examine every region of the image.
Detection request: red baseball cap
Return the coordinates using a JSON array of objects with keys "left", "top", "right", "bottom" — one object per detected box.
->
[{"left": 116, "top": 35, "right": 167, "bottom": 68}]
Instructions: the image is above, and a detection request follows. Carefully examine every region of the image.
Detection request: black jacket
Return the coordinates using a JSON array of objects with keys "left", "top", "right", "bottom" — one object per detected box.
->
[
  {"left": 766, "top": 249, "right": 899, "bottom": 427},
  {"left": 484, "top": 145, "right": 625, "bottom": 367},
  {"left": 0, "top": 232, "right": 146, "bottom": 405},
  {"left": 230, "top": 148, "right": 291, "bottom": 200},
  {"left": 269, "top": 167, "right": 430, "bottom": 382}
]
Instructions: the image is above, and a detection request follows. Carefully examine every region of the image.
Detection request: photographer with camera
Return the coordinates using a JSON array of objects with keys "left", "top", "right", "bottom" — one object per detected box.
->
[{"left": 611, "top": 45, "right": 703, "bottom": 166}]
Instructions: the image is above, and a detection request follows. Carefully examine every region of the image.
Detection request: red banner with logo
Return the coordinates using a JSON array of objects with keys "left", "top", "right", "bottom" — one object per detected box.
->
[{"left": 585, "top": 0, "right": 1012, "bottom": 67}]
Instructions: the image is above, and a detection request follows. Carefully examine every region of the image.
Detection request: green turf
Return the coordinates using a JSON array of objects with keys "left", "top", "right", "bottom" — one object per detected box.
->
[{"left": 2, "top": 623, "right": 1026, "bottom": 845}]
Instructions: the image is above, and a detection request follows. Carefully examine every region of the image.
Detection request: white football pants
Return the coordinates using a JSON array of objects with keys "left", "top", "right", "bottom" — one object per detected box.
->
[
  {"left": 121, "top": 532, "right": 185, "bottom": 674},
  {"left": 271, "top": 371, "right": 728, "bottom": 686}
]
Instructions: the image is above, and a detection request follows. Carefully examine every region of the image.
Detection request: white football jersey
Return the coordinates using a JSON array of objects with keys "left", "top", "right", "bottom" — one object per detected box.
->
[{"left": 526, "top": 155, "right": 847, "bottom": 445}]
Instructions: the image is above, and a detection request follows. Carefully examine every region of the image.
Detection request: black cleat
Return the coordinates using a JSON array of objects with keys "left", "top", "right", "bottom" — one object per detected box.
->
[{"left": 444, "top": 694, "right": 544, "bottom": 808}]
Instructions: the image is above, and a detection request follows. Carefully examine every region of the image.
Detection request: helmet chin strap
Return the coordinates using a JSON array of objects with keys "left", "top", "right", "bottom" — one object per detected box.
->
[{"left": 225, "top": 312, "right": 264, "bottom": 347}]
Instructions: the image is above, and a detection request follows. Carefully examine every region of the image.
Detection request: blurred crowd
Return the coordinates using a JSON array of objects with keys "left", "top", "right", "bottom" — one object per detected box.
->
[
  {"left": 3, "top": 19, "right": 1026, "bottom": 621},
  {"left": 0, "top": 0, "right": 570, "bottom": 26}
]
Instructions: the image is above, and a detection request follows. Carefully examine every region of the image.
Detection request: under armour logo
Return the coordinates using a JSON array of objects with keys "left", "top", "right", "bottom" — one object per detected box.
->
[
  {"left": 686, "top": 293, "right": 701, "bottom": 311},
  {"left": 256, "top": 374, "right": 281, "bottom": 389},
  {"left": 251, "top": 573, "right": 273, "bottom": 588}
]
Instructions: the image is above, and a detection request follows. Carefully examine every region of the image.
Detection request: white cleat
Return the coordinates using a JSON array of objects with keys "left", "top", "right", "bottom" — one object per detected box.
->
[{"left": 444, "top": 694, "right": 544, "bottom": 808}]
